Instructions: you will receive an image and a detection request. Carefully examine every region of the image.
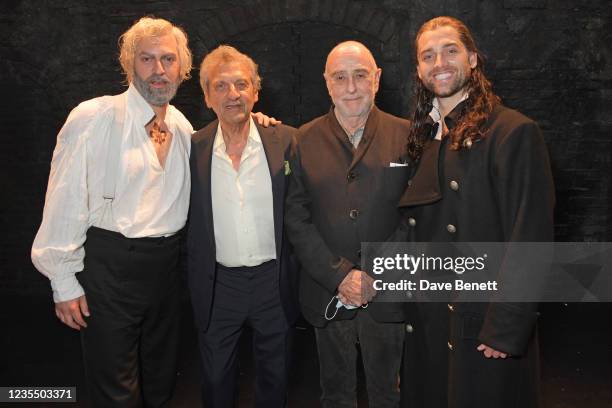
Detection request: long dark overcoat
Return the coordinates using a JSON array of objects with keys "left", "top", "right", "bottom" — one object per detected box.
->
[{"left": 397, "top": 102, "right": 555, "bottom": 408}]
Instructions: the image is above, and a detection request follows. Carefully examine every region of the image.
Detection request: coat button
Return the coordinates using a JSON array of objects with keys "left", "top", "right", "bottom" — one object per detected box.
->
[
  {"left": 447, "top": 341, "right": 454, "bottom": 350},
  {"left": 463, "top": 138, "right": 473, "bottom": 149},
  {"left": 447, "top": 224, "right": 456, "bottom": 234},
  {"left": 408, "top": 217, "right": 416, "bottom": 227},
  {"left": 347, "top": 171, "right": 358, "bottom": 182},
  {"left": 407, "top": 179, "right": 413, "bottom": 187},
  {"left": 449, "top": 180, "right": 459, "bottom": 191},
  {"left": 406, "top": 324, "right": 414, "bottom": 333},
  {"left": 349, "top": 209, "right": 360, "bottom": 220},
  {"left": 447, "top": 303, "right": 454, "bottom": 312}
]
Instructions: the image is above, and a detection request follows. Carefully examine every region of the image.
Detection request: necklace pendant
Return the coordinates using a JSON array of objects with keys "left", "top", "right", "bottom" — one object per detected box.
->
[{"left": 149, "top": 122, "right": 167, "bottom": 145}]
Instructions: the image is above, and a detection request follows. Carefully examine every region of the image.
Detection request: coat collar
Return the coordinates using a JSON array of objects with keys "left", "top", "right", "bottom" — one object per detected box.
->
[
  {"left": 327, "top": 105, "right": 381, "bottom": 170},
  {"left": 425, "top": 98, "right": 469, "bottom": 138},
  {"left": 398, "top": 99, "right": 470, "bottom": 208},
  {"left": 398, "top": 138, "right": 443, "bottom": 208},
  {"left": 256, "top": 121, "right": 282, "bottom": 186},
  {"left": 193, "top": 121, "right": 217, "bottom": 245},
  {"left": 256, "top": 122, "right": 284, "bottom": 260},
  {"left": 443, "top": 99, "right": 468, "bottom": 132}
]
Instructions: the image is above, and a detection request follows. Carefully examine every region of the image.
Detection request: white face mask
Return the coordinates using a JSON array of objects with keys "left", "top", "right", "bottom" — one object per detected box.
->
[{"left": 324, "top": 295, "right": 368, "bottom": 321}]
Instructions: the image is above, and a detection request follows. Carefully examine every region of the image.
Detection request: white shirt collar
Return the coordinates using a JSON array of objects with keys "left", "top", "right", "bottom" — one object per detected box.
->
[
  {"left": 126, "top": 83, "right": 159, "bottom": 127},
  {"left": 428, "top": 92, "right": 469, "bottom": 122},
  {"left": 428, "top": 92, "right": 469, "bottom": 140},
  {"left": 213, "top": 117, "right": 261, "bottom": 151}
]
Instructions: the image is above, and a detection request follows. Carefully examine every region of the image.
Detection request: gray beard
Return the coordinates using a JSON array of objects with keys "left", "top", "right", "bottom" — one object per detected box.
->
[{"left": 133, "top": 74, "right": 179, "bottom": 106}]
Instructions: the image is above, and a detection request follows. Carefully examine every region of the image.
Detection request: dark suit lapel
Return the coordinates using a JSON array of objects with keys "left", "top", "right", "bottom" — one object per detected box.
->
[
  {"left": 257, "top": 123, "right": 284, "bottom": 259},
  {"left": 195, "top": 120, "right": 218, "bottom": 247}
]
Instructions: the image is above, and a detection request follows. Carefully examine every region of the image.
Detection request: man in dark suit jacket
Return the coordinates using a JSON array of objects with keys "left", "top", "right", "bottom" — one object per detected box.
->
[
  {"left": 188, "top": 45, "right": 298, "bottom": 408},
  {"left": 285, "top": 41, "right": 411, "bottom": 408}
]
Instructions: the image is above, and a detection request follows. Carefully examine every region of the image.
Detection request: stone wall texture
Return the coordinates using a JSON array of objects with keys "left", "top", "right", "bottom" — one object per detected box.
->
[{"left": 1, "top": 0, "right": 610, "bottom": 295}]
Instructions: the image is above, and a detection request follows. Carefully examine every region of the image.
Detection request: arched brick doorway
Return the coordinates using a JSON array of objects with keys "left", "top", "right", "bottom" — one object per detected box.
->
[{"left": 187, "top": 1, "right": 402, "bottom": 127}]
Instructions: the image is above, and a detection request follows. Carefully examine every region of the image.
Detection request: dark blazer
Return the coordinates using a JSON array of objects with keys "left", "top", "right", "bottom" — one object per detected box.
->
[
  {"left": 187, "top": 120, "right": 299, "bottom": 331},
  {"left": 285, "top": 106, "right": 412, "bottom": 327},
  {"left": 397, "top": 103, "right": 555, "bottom": 408}
]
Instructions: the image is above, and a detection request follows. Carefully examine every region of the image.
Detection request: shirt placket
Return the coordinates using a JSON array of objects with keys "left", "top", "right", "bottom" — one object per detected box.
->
[{"left": 237, "top": 142, "right": 252, "bottom": 265}]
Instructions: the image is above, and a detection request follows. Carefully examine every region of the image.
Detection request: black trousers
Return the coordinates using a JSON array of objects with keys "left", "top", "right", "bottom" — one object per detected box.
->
[
  {"left": 77, "top": 227, "right": 182, "bottom": 408},
  {"left": 198, "top": 260, "right": 290, "bottom": 408},
  {"left": 315, "top": 310, "right": 405, "bottom": 408}
]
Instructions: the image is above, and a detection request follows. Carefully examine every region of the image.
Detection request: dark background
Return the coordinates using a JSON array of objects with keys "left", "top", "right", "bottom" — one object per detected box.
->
[{"left": 0, "top": 0, "right": 611, "bottom": 407}]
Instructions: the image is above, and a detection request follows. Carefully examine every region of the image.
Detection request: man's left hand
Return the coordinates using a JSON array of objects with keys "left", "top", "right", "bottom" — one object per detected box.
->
[
  {"left": 251, "top": 112, "right": 282, "bottom": 127},
  {"left": 477, "top": 343, "right": 508, "bottom": 359}
]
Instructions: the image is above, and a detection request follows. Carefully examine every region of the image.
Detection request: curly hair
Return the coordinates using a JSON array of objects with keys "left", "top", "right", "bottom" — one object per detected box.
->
[
  {"left": 407, "top": 16, "right": 500, "bottom": 161},
  {"left": 118, "top": 16, "right": 192, "bottom": 84}
]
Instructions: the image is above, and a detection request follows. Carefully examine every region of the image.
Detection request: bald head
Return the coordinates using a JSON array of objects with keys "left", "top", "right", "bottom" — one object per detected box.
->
[
  {"left": 325, "top": 41, "right": 378, "bottom": 74},
  {"left": 324, "top": 41, "right": 381, "bottom": 125}
]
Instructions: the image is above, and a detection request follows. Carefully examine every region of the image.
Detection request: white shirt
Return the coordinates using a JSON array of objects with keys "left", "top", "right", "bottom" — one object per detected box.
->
[
  {"left": 429, "top": 93, "right": 469, "bottom": 140},
  {"left": 31, "top": 84, "right": 193, "bottom": 302},
  {"left": 211, "top": 118, "right": 276, "bottom": 267}
]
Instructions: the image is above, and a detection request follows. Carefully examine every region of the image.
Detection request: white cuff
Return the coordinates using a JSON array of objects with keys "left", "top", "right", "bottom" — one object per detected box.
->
[{"left": 50, "top": 273, "right": 85, "bottom": 303}]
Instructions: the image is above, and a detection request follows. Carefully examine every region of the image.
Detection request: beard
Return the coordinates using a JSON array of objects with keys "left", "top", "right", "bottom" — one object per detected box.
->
[
  {"left": 132, "top": 73, "right": 179, "bottom": 106},
  {"left": 422, "top": 67, "right": 469, "bottom": 98}
]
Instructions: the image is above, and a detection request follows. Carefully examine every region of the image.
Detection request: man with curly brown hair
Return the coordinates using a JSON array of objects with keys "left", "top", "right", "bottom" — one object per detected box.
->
[{"left": 397, "top": 16, "right": 555, "bottom": 408}]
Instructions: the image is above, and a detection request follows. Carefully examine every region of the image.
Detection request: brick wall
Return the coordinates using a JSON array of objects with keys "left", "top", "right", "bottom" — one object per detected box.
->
[{"left": 1, "top": 0, "right": 610, "bottom": 295}]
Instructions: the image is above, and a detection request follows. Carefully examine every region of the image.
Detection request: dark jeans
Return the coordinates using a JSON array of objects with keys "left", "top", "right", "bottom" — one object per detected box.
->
[
  {"left": 78, "top": 227, "right": 181, "bottom": 408},
  {"left": 198, "top": 260, "right": 290, "bottom": 408},
  {"left": 315, "top": 309, "right": 405, "bottom": 408}
]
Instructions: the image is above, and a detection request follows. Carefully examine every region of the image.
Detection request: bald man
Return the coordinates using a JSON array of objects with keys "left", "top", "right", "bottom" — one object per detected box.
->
[{"left": 285, "top": 41, "right": 411, "bottom": 408}]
